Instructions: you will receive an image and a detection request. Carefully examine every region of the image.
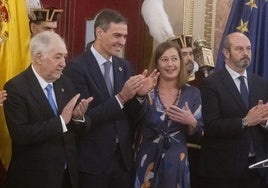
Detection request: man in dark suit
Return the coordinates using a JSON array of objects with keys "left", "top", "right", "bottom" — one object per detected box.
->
[
  {"left": 64, "top": 8, "right": 158, "bottom": 188},
  {"left": 3, "top": 31, "right": 93, "bottom": 188},
  {"left": 199, "top": 32, "right": 268, "bottom": 188}
]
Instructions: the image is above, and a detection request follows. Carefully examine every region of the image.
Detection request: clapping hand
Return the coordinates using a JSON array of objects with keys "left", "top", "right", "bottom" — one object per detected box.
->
[
  {"left": 0, "top": 90, "right": 7, "bottom": 106},
  {"left": 166, "top": 102, "right": 197, "bottom": 128},
  {"left": 72, "top": 96, "right": 94, "bottom": 120},
  {"left": 137, "top": 69, "right": 159, "bottom": 97},
  {"left": 117, "top": 69, "right": 160, "bottom": 105},
  {"left": 246, "top": 100, "right": 268, "bottom": 126},
  {"left": 61, "top": 94, "right": 93, "bottom": 124},
  {"left": 117, "top": 73, "right": 146, "bottom": 104}
]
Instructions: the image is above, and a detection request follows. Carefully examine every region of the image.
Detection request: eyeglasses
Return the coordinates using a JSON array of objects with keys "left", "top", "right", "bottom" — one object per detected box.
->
[{"left": 159, "top": 56, "right": 180, "bottom": 64}]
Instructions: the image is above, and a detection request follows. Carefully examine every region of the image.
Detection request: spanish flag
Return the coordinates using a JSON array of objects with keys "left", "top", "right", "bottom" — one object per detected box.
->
[{"left": 0, "top": 0, "right": 31, "bottom": 184}]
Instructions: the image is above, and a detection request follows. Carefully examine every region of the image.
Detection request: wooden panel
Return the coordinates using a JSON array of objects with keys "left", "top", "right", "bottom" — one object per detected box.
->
[{"left": 41, "top": 0, "right": 151, "bottom": 73}]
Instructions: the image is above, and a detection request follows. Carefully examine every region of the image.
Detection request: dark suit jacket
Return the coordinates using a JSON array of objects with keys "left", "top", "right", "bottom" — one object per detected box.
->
[
  {"left": 3, "top": 66, "right": 91, "bottom": 188},
  {"left": 199, "top": 68, "right": 268, "bottom": 180},
  {"left": 64, "top": 49, "right": 144, "bottom": 175}
]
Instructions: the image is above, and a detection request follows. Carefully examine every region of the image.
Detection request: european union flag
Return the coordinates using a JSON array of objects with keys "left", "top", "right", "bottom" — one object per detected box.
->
[{"left": 216, "top": 0, "right": 268, "bottom": 79}]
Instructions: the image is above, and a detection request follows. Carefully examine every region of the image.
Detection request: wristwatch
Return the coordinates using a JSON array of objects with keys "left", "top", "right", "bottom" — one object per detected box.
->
[{"left": 242, "top": 117, "right": 249, "bottom": 128}]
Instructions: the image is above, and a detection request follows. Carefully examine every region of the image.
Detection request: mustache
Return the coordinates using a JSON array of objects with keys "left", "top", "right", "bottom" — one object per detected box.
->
[
  {"left": 241, "top": 56, "right": 250, "bottom": 61},
  {"left": 186, "top": 60, "right": 194, "bottom": 65}
]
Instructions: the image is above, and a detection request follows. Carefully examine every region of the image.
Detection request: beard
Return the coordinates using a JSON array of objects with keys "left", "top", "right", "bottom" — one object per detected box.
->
[
  {"left": 240, "top": 57, "right": 251, "bottom": 68},
  {"left": 230, "top": 54, "right": 251, "bottom": 69},
  {"left": 185, "top": 60, "right": 194, "bottom": 75}
]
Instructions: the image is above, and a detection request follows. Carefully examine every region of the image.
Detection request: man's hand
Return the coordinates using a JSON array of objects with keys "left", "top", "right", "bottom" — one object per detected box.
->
[
  {"left": 137, "top": 69, "right": 159, "bottom": 96},
  {"left": 0, "top": 90, "right": 7, "bottom": 106},
  {"left": 246, "top": 100, "right": 268, "bottom": 126},
  {"left": 61, "top": 94, "right": 80, "bottom": 124},
  {"left": 117, "top": 74, "right": 146, "bottom": 104},
  {"left": 72, "top": 97, "right": 94, "bottom": 120}
]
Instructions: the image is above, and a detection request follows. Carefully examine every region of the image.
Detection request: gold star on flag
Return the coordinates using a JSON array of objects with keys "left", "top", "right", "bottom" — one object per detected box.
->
[
  {"left": 245, "top": 0, "right": 258, "bottom": 10},
  {"left": 236, "top": 20, "right": 249, "bottom": 34}
]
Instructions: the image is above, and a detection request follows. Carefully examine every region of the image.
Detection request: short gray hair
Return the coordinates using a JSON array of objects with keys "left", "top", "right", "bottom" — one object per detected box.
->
[{"left": 30, "top": 31, "right": 65, "bottom": 57}]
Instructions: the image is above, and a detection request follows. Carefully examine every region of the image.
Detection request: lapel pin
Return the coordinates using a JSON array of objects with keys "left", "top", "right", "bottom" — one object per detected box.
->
[
  {"left": 119, "top": 67, "right": 123, "bottom": 72},
  {"left": 61, "top": 88, "right": 64, "bottom": 92}
]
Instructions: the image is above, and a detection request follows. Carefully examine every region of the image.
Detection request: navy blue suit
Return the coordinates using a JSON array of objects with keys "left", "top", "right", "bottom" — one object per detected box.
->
[{"left": 64, "top": 49, "right": 144, "bottom": 187}]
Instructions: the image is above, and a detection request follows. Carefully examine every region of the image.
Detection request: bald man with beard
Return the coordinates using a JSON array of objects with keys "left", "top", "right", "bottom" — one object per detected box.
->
[{"left": 199, "top": 32, "right": 268, "bottom": 188}]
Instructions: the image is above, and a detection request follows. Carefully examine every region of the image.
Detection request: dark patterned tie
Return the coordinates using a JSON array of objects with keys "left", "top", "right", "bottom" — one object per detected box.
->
[
  {"left": 238, "top": 76, "right": 254, "bottom": 155},
  {"left": 45, "top": 84, "right": 58, "bottom": 115},
  {"left": 238, "top": 76, "right": 249, "bottom": 109},
  {"left": 104, "top": 61, "right": 113, "bottom": 96}
]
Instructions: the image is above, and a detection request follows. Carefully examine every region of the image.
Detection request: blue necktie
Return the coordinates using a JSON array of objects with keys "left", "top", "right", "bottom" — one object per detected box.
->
[
  {"left": 104, "top": 61, "right": 114, "bottom": 96},
  {"left": 238, "top": 76, "right": 249, "bottom": 109},
  {"left": 45, "top": 84, "right": 58, "bottom": 115}
]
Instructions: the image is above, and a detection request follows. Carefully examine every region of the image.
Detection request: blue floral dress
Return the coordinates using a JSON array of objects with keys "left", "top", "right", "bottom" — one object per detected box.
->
[{"left": 134, "top": 85, "right": 203, "bottom": 188}]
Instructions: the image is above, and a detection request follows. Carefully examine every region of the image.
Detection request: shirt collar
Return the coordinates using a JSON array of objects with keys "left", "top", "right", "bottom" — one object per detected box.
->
[
  {"left": 225, "top": 64, "right": 247, "bottom": 80},
  {"left": 90, "top": 45, "right": 113, "bottom": 66},
  {"left": 31, "top": 65, "right": 52, "bottom": 90}
]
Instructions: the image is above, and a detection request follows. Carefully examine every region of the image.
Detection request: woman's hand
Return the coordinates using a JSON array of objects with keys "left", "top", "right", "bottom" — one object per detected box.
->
[{"left": 166, "top": 102, "right": 197, "bottom": 134}]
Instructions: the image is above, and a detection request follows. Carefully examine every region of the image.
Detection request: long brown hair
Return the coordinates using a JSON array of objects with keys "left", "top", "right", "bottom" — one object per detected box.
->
[{"left": 148, "top": 41, "right": 188, "bottom": 88}]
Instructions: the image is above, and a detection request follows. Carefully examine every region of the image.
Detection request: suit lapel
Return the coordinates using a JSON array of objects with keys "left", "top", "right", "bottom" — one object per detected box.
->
[
  {"left": 25, "top": 66, "right": 55, "bottom": 115},
  {"left": 112, "top": 58, "right": 126, "bottom": 94},
  {"left": 247, "top": 73, "right": 257, "bottom": 108},
  {"left": 85, "top": 51, "right": 111, "bottom": 97},
  {"left": 84, "top": 50, "right": 130, "bottom": 97},
  {"left": 221, "top": 68, "right": 248, "bottom": 112},
  {"left": 53, "top": 78, "right": 66, "bottom": 113}
]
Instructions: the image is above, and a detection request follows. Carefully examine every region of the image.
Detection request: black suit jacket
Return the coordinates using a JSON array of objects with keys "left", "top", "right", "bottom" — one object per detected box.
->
[
  {"left": 3, "top": 66, "right": 91, "bottom": 188},
  {"left": 64, "top": 49, "right": 144, "bottom": 175},
  {"left": 199, "top": 68, "right": 268, "bottom": 179}
]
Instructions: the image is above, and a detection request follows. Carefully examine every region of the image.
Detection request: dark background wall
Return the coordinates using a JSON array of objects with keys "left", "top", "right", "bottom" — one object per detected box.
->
[{"left": 42, "top": 0, "right": 153, "bottom": 73}]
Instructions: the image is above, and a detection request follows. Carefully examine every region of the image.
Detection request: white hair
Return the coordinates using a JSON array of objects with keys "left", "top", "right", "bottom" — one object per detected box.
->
[{"left": 30, "top": 31, "right": 65, "bottom": 58}]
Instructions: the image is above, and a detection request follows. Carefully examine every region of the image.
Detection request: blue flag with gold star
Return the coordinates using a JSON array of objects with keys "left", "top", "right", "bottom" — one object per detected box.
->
[{"left": 216, "top": 0, "right": 268, "bottom": 78}]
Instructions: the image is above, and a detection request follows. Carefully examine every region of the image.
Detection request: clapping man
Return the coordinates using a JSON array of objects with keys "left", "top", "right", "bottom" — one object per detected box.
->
[
  {"left": 64, "top": 8, "right": 158, "bottom": 188},
  {"left": 3, "top": 31, "right": 93, "bottom": 188},
  {"left": 199, "top": 32, "right": 268, "bottom": 188}
]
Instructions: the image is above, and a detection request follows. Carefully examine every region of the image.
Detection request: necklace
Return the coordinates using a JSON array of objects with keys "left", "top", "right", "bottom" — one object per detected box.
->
[{"left": 156, "top": 88, "right": 181, "bottom": 110}]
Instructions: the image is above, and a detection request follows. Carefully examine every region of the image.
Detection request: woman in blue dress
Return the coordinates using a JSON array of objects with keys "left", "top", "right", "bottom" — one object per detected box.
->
[{"left": 134, "top": 41, "right": 203, "bottom": 188}]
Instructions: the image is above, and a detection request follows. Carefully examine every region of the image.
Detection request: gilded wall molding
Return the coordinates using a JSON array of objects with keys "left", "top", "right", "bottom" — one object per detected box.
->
[
  {"left": 163, "top": 0, "right": 216, "bottom": 50},
  {"left": 204, "top": 0, "right": 216, "bottom": 49}
]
